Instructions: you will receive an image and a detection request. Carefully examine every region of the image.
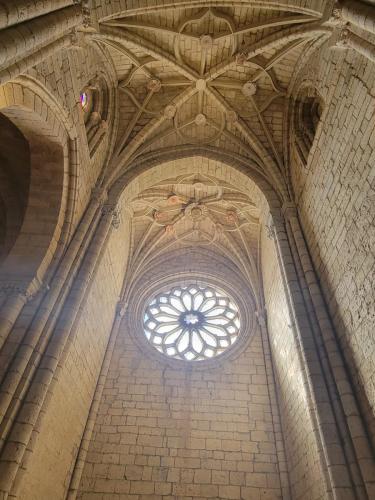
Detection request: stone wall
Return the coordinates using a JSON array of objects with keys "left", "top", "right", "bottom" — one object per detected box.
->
[
  {"left": 16, "top": 212, "right": 130, "bottom": 500},
  {"left": 290, "top": 44, "right": 375, "bottom": 443},
  {"left": 77, "top": 323, "right": 285, "bottom": 499},
  {"left": 27, "top": 42, "right": 116, "bottom": 233},
  {"left": 261, "top": 227, "right": 326, "bottom": 500}
]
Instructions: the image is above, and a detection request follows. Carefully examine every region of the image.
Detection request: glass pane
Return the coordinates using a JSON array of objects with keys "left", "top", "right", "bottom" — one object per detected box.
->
[{"left": 143, "top": 283, "right": 241, "bottom": 361}]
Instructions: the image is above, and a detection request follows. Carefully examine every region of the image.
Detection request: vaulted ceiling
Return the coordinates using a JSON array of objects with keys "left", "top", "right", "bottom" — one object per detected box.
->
[
  {"left": 89, "top": 1, "right": 334, "bottom": 183},
  {"left": 85, "top": 0, "right": 337, "bottom": 299}
]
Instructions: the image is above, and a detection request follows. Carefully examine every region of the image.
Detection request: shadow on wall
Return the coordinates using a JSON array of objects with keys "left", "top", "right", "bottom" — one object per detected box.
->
[
  {"left": 0, "top": 103, "right": 66, "bottom": 285},
  {"left": 0, "top": 113, "right": 30, "bottom": 263}
]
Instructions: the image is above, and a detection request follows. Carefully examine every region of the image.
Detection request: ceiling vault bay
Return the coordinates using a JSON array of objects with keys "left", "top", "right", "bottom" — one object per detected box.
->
[{"left": 84, "top": 0, "right": 337, "bottom": 303}]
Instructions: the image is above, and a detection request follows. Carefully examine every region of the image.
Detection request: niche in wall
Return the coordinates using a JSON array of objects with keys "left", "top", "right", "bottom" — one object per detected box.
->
[
  {"left": 293, "top": 87, "right": 323, "bottom": 166},
  {"left": 0, "top": 113, "right": 30, "bottom": 262},
  {"left": 80, "top": 75, "right": 109, "bottom": 157}
]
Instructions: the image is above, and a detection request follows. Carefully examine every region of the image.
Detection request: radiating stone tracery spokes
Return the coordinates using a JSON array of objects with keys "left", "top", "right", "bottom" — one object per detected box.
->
[{"left": 143, "top": 284, "right": 240, "bottom": 361}]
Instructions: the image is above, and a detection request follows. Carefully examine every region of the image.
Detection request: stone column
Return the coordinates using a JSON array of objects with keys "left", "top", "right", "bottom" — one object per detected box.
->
[
  {"left": 0, "top": 188, "right": 107, "bottom": 436},
  {"left": 283, "top": 203, "right": 375, "bottom": 499},
  {"left": 0, "top": 279, "right": 42, "bottom": 351},
  {"left": 0, "top": 198, "right": 116, "bottom": 500},
  {"left": 0, "top": 0, "right": 76, "bottom": 30},
  {"left": 0, "top": 5, "right": 82, "bottom": 71},
  {"left": 67, "top": 300, "right": 127, "bottom": 499},
  {"left": 0, "top": 33, "right": 73, "bottom": 86},
  {"left": 270, "top": 209, "right": 363, "bottom": 500},
  {"left": 340, "top": 0, "right": 375, "bottom": 34},
  {"left": 256, "top": 310, "right": 292, "bottom": 500}
]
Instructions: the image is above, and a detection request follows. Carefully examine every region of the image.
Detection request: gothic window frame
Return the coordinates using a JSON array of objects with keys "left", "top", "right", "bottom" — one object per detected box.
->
[{"left": 143, "top": 283, "right": 241, "bottom": 362}]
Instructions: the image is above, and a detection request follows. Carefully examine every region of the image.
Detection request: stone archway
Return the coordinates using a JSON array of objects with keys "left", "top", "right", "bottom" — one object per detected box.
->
[{"left": 0, "top": 80, "right": 77, "bottom": 348}]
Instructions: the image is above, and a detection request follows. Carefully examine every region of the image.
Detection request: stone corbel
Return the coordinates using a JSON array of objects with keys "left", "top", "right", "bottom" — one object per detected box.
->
[
  {"left": 69, "top": 29, "right": 86, "bottom": 50},
  {"left": 281, "top": 201, "right": 298, "bottom": 221},
  {"left": 82, "top": 0, "right": 93, "bottom": 29},
  {"left": 102, "top": 203, "right": 122, "bottom": 229},
  {"left": 264, "top": 213, "right": 276, "bottom": 240},
  {"left": 255, "top": 308, "right": 267, "bottom": 328},
  {"left": 337, "top": 29, "right": 375, "bottom": 63},
  {"left": 91, "top": 185, "right": 108, "bottom": 206},
  {"left": 116, "top": 300, "right": 127, "bottom": 318},
  {"left": 329, "top": 3, "right": 347, "bottom": 27}
]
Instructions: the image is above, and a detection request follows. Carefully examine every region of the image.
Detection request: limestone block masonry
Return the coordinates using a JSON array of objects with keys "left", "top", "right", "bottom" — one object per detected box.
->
[{"left": 0, "top": 1, "right": 374, "bottom": 499}]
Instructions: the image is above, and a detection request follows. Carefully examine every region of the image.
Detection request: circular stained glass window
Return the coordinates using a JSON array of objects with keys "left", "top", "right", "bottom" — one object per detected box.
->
[{"left": 143, "top": 284, "right": 240, "bottom": 361}]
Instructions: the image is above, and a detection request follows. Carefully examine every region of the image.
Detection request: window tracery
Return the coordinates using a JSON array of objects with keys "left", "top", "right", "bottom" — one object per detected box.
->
[{"left": 143, "top": 284, "right": 240, "bottom": 362}]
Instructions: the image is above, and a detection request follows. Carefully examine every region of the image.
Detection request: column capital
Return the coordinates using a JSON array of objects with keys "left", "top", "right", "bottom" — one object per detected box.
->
[
  {"left": 282, "top": 201, "right": 298, "bottom": 220},
  {"left": 69, "top": 29, "right": 85, "bottom": 48},
  {"left": 102, "top": 203, "right": 122, "bottom": 229},
  {"left": 82, "top": 0, "right": 92, "bottom": 28},
  {"left": 255, "top": 308, "right": 267, "bottom": 327},
  {"left": 116, "top": 300, "right": 127, "bottom": 317},
  {"left": 264, "top": 213, "right": 276, "bottom": 240},
  {"left": 91, "top": 186, "right": 108, "bottom": 205},
  {"left": 334, "top": 26, "right": 351, "bottom": 49},
  {"left": 330, "top": 2, "right": 344, "bottom": 25}
]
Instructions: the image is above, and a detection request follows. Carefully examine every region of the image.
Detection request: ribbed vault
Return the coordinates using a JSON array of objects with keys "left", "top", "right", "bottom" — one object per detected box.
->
[{"left": 86, "top": 0, "right": 337, "bottom": 198}]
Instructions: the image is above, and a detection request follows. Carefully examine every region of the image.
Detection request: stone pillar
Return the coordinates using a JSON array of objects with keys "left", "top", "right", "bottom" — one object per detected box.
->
[
  {"left": 270, "top": 208, "right": 365, "bottom": 500},
  {"left": 0, "top": 279, "right": 42, "bottom": 351},
  {"left": 0, "top": 187, "right": 107, "bottom": 436},
  {"left": 283, "top": 203, "right": 375, "bottom": 499},
  {"left": 0, "top": 5, "right": 82, "bottom": 71},
  {"left": 0, "top": 34, "right": 73, "bottom": 85},
  {"left": 0, "top": 196, "right": 115, "bottom": 500},
  {"left": 0, "top": 0, "right": 76, "bottom": 30},
  {"left": 256, "top": 309, "right": 292, "bottom": 500},
  {"left": 67, "top": 300, "right": 127, "bottom": 499},
  {"left": 341, "top": 0, "right": 375, "bottom": 34}
]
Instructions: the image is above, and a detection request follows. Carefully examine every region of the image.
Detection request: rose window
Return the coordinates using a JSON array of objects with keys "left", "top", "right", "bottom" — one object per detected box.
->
[{"left": 143, "top": 284, "right": 240, "bottom": 361}]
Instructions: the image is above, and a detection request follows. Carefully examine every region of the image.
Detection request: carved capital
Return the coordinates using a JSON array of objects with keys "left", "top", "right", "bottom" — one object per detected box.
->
[
  {"left": 91, "top": 186, "right": 108, "bottom": 206},
  {"left": 103, "top": 204, "right": 122, "bottom": 229},
  {"left": 82, "top": 0, "right": 91, "bottom": 28},
  {"left": 99, "top": 120, "right": 108, "bottom": 131},
  {"left": 111, "top": 207, "right": 122, "bottom": 229},
  {"left": 264, "top": 214, "right": 275, "bottom": 240},
  {"left": 282, "top": 201, "right": 298, "bottom": 220},
  {"left": 69, "top": 29, "right": 85, "bottom": 48},
  {"left": 255, "top": 309, "right": 267, "bottom": 328},
  {"left": 331, "top": 3, "right": 344, "bottom": 24},
  {"left": 116, "top": 300, "right": 127, "bottom": 317},
  {"left": 335, "top": 27, "right": 351, "bottom": 48}
]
